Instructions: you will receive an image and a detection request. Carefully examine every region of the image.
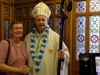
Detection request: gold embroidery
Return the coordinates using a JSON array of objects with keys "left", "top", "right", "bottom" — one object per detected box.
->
[{"left": 49, "top": 49, "right": 53, "bottom": 53}]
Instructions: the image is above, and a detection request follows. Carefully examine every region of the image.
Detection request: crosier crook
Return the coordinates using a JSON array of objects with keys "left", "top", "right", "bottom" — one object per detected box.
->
[{"left": 57, "top": 0, "right": 72, "bottom": 75}]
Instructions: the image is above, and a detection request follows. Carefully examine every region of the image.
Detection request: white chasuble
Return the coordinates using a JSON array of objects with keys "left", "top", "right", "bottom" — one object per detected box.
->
[{"left": 24, "top": 28, "right": 70, "bottom": 75}]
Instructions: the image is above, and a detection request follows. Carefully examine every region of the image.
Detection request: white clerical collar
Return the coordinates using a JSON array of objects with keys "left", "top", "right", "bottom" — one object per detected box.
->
[{"left": 35, "top": 31, "right": 43, "bottom": 37}]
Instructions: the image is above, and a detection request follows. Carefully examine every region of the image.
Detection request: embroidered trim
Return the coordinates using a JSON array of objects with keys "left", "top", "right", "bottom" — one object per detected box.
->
[{"left": 30, "top": 27, "right": 49, "bottom": 72}]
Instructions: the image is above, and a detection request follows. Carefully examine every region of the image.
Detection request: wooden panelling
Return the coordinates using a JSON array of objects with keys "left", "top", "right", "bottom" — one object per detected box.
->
[
  {"left": 14, "top": 0, "right": 62, "bottom": 5},
  {"left": 0, "top": 0, "right": 13, "bottom": 5},
  {"left": 0, "top": 3, "right": 13, "bottom": 40},
  {"left": 14, "top": 0, "right": 37, "bottom": 5},
  {"left": 0, "top": 3, "right": 4, "bottom": 40},
  {"left": 0, "top": 5, "right": 1, "bottom": 41}
]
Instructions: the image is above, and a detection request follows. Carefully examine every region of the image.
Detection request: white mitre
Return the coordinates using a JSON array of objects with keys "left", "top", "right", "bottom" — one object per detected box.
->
[{"left": 32, "top": 2, "right": 51, "bottom": 18}]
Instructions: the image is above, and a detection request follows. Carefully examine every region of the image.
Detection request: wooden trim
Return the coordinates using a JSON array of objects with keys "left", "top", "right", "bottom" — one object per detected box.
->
[
  {"left": 0, "top": 0, "right": 11, "bottom": 4},
  {"left": 85, "top": 0, "right": 89, "bottom": 53},
  {"left": 72, "top": 1, "right": 77, "bottom": 75},
  {"left": 0, "top": 4, "right": 2, "bottom": 41},
  {"left": 73, "top": 0, "right": 86, "bottom": 1},
  {"left": 14, "top": 0, "right": 62, "bottom": 5},
  {"left": 1, "top": 3, "right": 4, "bottom": 40}
]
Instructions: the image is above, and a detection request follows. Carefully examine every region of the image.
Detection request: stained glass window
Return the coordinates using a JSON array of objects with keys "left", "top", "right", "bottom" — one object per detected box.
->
[
  {"left": 48, "top": 17, "right": 53, "bottom": 29},
  {"left": 47, "top": 4, "right": 53, "bottom": 14},
  {"left": 76, "top": 0, "right": 100, "bottom": 60},
  {"left": 76, "top": 16, "right": 86, "bottom": 60},
  {"left": 23, "top": 19, "right": 29, "bottom": 36},
  {"left": 89, "top": 16, "right": 100, "bottom": 53},
  {"left": 4, "top": 20, "right": 9, "bottom": 39},
  {"left": 23, "top": 7, "right": 29, "bottom": 16},
  {"left": 55, "top": 4, "right": 60, "bottom": 14},
  {"left": 5, "top": 7, "right": 10, "bottom": 16},
  {"left": 31, "top": 19, "right": 35, "bottom": 30},
  {"left": 90, "top": 0, "right": 100, "bottom": 12},
  {"left": 16, "top": 8, "right": 22, "bottom": 17},
  {"left": 56, "top": 18, "right": 61, "bottom": 34},
  {"left": 76, "top": 1, "right": 86, "bottom": 13}
]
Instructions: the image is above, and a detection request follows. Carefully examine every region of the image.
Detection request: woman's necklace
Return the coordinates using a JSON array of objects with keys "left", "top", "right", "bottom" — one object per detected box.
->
[{"left": 30, "top": 27, "right": 49, "bottom": 72}]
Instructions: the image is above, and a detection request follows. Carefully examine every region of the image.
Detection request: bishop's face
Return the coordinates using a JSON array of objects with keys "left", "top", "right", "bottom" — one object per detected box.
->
[{"left": 34, "top": 15, "right": 48, "bottom": 33}]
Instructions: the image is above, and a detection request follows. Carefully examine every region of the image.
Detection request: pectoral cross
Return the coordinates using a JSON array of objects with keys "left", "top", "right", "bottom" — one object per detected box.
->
[{"left": 35, "top": 37, "right": 42, "bottom": 54}]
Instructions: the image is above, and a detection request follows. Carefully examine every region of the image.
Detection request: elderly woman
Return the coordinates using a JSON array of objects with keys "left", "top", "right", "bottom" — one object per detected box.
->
[
  {"left": 24, "top": 2, "right": 70, "bottom": 75},
  {"left": 0, "top": 20, "right": 29, "bottom": 75}
]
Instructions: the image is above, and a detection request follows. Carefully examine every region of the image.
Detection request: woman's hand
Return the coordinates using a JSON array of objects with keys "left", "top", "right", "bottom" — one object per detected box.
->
[{"left": 18, "top": 66, "right": 29, "bottom": 74}]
